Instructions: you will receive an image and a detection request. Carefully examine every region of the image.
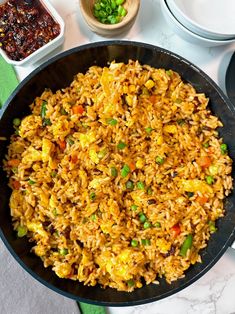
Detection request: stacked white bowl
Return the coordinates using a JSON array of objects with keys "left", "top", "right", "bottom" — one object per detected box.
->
[{"left": 160, "top": 0, "right": 235, "bottom": 47}]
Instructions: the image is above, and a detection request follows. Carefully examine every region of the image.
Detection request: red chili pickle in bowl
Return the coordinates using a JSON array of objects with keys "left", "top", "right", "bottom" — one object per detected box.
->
[{"left": 0, "top": 0, "right": 60, "bottom": 61}]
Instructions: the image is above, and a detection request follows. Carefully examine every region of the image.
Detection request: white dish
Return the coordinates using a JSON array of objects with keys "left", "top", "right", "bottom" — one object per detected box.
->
[
  {"left": 160, "top": 0, "right": 235, "bottom": 47},
  {"left": 167, "top": 0, "right": 235, "bottom": 40},
  {"left": 0, "top": 0, "right": 65, "bottom": 66}
]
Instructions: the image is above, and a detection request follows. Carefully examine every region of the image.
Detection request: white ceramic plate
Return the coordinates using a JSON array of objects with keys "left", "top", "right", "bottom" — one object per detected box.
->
[
  {"left": 167, "top": 0, "right": 235, "bottom": 40},
  {"left": 160, "top": 0, "right": 235, "bottom": 47}
]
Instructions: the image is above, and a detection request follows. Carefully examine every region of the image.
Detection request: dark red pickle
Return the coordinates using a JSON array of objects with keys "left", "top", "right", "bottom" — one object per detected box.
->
[{"left": 0, "top": 0, "right": 61, "bottom": 61}]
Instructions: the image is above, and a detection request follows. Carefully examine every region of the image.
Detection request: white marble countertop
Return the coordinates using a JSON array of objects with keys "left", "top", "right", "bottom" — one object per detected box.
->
[{"left": 1, "top": 0, "right": 235, "bottom": 313}]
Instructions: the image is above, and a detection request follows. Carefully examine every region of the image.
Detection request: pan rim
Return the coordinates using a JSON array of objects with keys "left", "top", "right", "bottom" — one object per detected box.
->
[{"left": 0, "top": 40, "right": 235, "bottom": 306}]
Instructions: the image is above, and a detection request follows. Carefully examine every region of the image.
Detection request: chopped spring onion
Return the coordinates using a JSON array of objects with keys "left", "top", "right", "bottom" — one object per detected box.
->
[
  {"left": 107, "top": 118, "right": 118, "bottom": 126},
  {"left": 90, "top": 192, "right": 96, "bottom": 201},
  {"left": 131, "top": 204, "right": 138, "bottom": 211},
  {"left": 179, "top": 234, "right": 193, "bottom": 257},
  {"left": 205, "top": 175, "right": 214, "bottom": 185},
  {"left": 154, "top": 222, "right": 161, "bottom": 228},
  {"left": 121, "top": 164, "right": 130, "bottom": 177},
  {"left": 126, "top": 180, "right": 134, "bottom": 190},
  {"left": 220, "top": 143, "right": 228, "bottom": 155},
  {"left": 136, "top": 181, "right": 145, "bottom": 190},
  {"left": 156, "top": 156, "right": 164, "bottom": 165},
  {"left": 17, "top": 225, "right": 27, "bottom": 237},
  {"left": 145, "top": 127, "right": 153, "bottom": 134},
  {"left": 141, "top": 239, "right": 151, "bottom": 246},
  {"left": 208, "top": 220, "right": 217, "bottom": 233},
  {"left": 110, "top": 167, "right": 118, "bottom": 177}
]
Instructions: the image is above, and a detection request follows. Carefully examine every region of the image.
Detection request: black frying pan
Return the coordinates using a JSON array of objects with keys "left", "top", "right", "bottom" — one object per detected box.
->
[{"left": 0, "top": 41, "right": 235, "bottom": 306}]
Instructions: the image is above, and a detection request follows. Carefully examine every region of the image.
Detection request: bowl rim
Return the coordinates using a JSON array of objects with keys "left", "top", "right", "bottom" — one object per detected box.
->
[
  {"left": 1, "top": 40, "right": 235, "bottom": 306},
  {"left": 161, "top": 0, "right": 235, "bottom": 44},
  {"left": 166, "top": 0, "right": 235, "bottom": 38},
  {"left": 79, "top": 0, "right": 140, "bottom": 30},
  {"left": 0, "top": 0, "right": 65, "bottom": 66}
]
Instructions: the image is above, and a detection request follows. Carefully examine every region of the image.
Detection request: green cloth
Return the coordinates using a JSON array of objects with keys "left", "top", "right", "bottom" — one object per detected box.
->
[
  {"left": 0, "top": 54, "right": 106, "bottom": 314},
  {"left": 0, "top": 55, "right": 19, "bottom": 108},
  {"left": 78, "top": 302, "right": 106, "bottom": 314}
]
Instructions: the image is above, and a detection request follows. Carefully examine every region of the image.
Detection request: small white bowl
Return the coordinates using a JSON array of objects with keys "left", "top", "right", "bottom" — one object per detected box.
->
[
  {"left": 160, "top": 0, "right": 235, "bottom": 47},
  {"left": 167, "top": 0, "right": 235, "bottom": 40},
  {"left": 0, "top": 0, "right": 65, "bottom": 66}
]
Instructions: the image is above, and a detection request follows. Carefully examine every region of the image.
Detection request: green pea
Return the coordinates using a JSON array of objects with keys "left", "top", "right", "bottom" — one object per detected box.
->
[
  {"left": 13, "top": 118, "right": 21, "bottom": 127},
  {"left": 126, "top": 180, "right": 134, "bottom": 190},
  {"left": 154, "top": 222, "right": 161, "bottom": 228},
  {"left": 131, "top": 239, "right": 138, "bottom": 247},
  {"left": 52, "top": 208, "right": 58, "bottom": 216},
  {"left": 127, "top": 279, "right": 135, "bottom": 287},
  {"left": 203, "top": 142, "right": 209, "bottom": 148},
  {"left": 59, "top": 248, "right": 68, "bottom": 256},
  {"left": 179, "top": 234, "right": 193, "bottom": 257},
  {"left": 91, "top": 214, "right": 97, "bottom": 221},
  {"left": 143, "top": 221, "right": 151, "bottom": 229},
  {"left": 139, "top": 213, "right": 147, "bottom": 223},
  {"left": 28, "top": 179, "right": 36, "bottom": 185},
  {"left": 145, "top": 127, "right": 153, "bottom": 134},
  {"left": 117, "top": 141, "right": 127, "bottom": 150}
]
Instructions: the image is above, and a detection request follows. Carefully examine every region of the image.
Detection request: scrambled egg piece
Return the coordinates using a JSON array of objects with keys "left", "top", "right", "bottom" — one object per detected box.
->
[
  {"left": 42, "top": 138, "right": 54, "bottom": 163},
  {"left": 181, "top": 179, "right": 213, "bottom": 194}
]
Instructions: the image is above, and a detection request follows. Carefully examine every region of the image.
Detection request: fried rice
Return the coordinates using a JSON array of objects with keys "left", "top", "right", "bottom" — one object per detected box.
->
[{"left": 4, "top": 60, "right": 233, "bottom": 291}]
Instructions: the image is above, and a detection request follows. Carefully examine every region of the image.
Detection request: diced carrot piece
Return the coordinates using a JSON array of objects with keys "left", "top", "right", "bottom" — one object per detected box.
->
[
  {"left": 197, "top": 195, "right": 208, "bottom": 205},
  {"left": 58, "top": 140, "right": 66, "bottom": 150},
  {"left": 72, "top": 105, "right": 84, "bottom": 115},
  {"left": 129, "top": 162, "right": 136, "bottom": 171},
  {"left": 197, "top": 156, "right": 211, "bottom": 168},
  {"left": 12, "top": 180, "right": 20, "bottom": 190},
  {"left": 171, "top": 223, "right": 181, "bottom": 237},
  {"left": 8, "top": 159, "right": 20, "bottom": 167},
  {"left": 149, "top": 95, "right": 157, "bottom": 104},
  {"left": 71, "top": 154, "right": 78, "bottom": 164}
]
